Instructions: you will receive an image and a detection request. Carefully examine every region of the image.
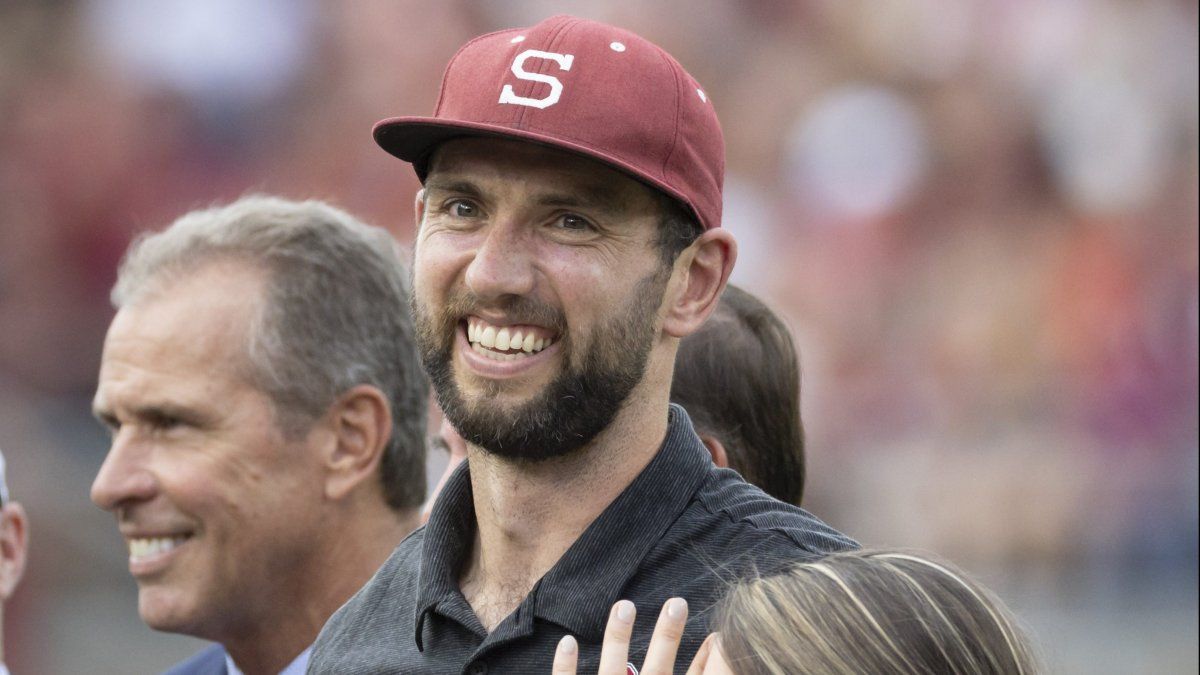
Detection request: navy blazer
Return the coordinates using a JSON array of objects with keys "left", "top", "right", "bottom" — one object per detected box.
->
[{"left": 162, "top": 644, "right": 227, "bottom": 675}]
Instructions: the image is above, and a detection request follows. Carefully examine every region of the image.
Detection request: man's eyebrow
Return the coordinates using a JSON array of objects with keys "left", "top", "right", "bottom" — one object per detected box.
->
[
  {"left": 425, "top": 176, "right": 635, "bottom": 213},
  {"left": 422, "top": 178, "right": 483, "bottom": 198},
  {"left": 93, "top": 402, "right": 209, "bottom": 427},
  {"left": 536, "top": 183, "right": 630, "bottom": 212}
]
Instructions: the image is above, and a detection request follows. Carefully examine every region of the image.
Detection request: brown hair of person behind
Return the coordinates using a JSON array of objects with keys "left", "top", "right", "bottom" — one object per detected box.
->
[
  {"left": 714, "top": 549, "right": 1040, "bottom": 675},
  {"left": 671, "top": 284, "right": 805, "bottom": 505}
]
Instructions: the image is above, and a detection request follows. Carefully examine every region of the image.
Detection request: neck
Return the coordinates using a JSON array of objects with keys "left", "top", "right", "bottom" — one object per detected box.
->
[
  {"left": 224, "top": 506, "right": 419, "bottom": 674},
  {"left": 461, "top": 367, "right": 673, "bottom": 630}
]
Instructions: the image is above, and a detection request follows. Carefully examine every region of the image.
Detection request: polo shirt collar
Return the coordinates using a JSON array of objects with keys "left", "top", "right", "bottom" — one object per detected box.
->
[
  {"left": 532, "top": 405, "right": 711, "bottom": 641},
  {"left": 413, "top": 405, "right": 711, "bottom": 646},
  {"left": 414, "top": 457, "right": 480, "bottom": 648}
]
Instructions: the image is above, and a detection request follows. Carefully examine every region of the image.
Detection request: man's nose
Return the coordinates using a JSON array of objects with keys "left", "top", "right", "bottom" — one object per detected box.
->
[
  {"left": 90, "top": 430, "right": 157, "bottom": 511},
  {"left": 464, "top": 221, "right": 536, "bottom": 302}
]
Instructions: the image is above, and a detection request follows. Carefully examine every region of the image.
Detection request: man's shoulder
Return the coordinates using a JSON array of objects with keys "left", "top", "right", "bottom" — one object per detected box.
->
[
  {"left": 683, "top": 466, "right": 857, "bottom": 556},
  {"left": 161, "top": 643, "right": 228, "bottom": 675},
  {"left": 615, "top": 465, "right": 857, "bottom": 646}
]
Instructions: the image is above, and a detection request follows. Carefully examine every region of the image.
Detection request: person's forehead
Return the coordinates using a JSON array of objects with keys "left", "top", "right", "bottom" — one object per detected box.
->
[
  {"left": 117, "top": 263, "right": 260, "bottom": 337},
  {"left": 426, "top": 137, "right": 661, "bottom": 209},
  {"left": 101, "top": 262, "right": 264, "bottom": 385}
]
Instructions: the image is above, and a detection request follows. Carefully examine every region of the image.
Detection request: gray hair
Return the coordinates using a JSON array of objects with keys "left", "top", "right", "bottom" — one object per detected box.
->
[{"left": 113, "top": 195, "right": 428, "bottom": 510}]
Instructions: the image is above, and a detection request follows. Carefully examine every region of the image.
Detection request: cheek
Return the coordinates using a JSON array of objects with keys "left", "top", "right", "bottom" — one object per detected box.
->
[
  {"left": 556, "top": 263, "right": 654, "bottom": 329},
  {"left": 412, "top": 252, "right": 441, "bottom": 296},
  {"left": 170, "top": 439, "right": 294, "bottom": 523},
  {"left": 147, "top": 446, "right": 229, "bottom": 511},
  {"left": 159, "top": 457, "right": 253, "bottom": 526},
  {"left": 415, "top": 233, "right": 476, "bottom": 291}
]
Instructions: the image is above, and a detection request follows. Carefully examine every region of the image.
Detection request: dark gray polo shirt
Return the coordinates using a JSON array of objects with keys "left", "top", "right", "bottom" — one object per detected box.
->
[{"left": 309, "top": 405, "right": 856, "bottom": 674}]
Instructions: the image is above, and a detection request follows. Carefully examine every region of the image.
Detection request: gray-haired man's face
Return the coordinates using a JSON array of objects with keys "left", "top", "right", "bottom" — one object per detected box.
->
[{"left": 90, "top": 262, "right": 331, "bottom": 642}]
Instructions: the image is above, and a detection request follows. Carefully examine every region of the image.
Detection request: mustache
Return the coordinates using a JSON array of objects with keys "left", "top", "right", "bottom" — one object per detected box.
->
[{"left": 442, "top": 289, "right": 568, "bottom": 333}]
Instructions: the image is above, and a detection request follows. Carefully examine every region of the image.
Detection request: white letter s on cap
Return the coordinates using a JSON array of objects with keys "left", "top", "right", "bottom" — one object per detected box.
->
[{"left": 499, "top": 50, "right": 575, "bottom": 109}]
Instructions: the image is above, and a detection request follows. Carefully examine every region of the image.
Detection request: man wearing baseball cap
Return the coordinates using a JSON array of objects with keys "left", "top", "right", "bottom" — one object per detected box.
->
[
  {"left": 0, "top": 449, "right": 29, "bottom": 675},
  {"left": 310, "top": 15, "right": 855, "bottom": 673}
]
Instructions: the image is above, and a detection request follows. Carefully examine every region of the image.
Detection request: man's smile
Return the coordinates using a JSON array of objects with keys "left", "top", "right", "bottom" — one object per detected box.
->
[
  {"left": 456, "top": 316, "right": 562, "bottom": 378},
  {"left": 122, "top": 529, "right": 196, "bottom": 577},
  {"left": 464, "top": 315, "right": 558, "bottom": 361}
]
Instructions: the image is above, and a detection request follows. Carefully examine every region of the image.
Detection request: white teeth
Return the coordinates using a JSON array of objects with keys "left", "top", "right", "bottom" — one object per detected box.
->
[
  {"left": 465, "top": 319, "right": 555, "bottom": 356},
  {"left": 480, "top": 326, "right": 497, "bottom": 349},
  {"left": 128, "top": 536, "right": 187, "bottom": 561}
]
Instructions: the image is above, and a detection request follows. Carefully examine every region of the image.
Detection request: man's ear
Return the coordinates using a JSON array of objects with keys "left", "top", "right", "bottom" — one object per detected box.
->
[
  {"left": 663, "top": 229, "right": 737, "bottom": 339},
  {"left": 699, "top": 435, "right": 729, "bottom": 468},
  {"left": 0, "top": 502, "right": 29, "bottom": 600},
  {"left": 413, "top": 188, "right": 427, "bottom": 230},
  {"left": 323, "top": 385, "right": 391, "bottom": 502}
]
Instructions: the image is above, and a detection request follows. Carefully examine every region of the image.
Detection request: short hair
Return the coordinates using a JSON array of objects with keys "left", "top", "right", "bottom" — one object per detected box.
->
[
  {"left": 714, "top": 549, "right": 1040, "bottom": 675},
  {"left": 670, "top": 284, "right": 805, "bottom": 505},
  {"left": 113, "top": 195, "right": 427, "bottom": 510},
  {"left": 654, "top": 193, "right": 703, "bottom": 266}
]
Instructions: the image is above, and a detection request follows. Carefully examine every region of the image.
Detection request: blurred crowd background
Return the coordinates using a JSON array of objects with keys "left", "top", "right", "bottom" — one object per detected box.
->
[{"left": 0, "top": 0, "right": 1195, "bottom": 672}]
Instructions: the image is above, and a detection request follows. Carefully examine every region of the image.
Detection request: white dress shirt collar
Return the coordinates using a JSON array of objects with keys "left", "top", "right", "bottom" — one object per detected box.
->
[{"left": 225, "top": 646, "right": 311, "bottom": 675}]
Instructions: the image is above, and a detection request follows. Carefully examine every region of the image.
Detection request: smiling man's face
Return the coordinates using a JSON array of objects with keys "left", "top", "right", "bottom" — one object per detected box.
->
[
  {"left": 412, "top": 137, "right": 672, "bottom": 460},
  {"left": 90, "top": 261, "right": 328, "bottom": 641}
]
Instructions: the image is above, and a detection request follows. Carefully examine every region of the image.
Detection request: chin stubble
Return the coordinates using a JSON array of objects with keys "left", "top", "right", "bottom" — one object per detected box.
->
[{"left": 414, "top": 272, "right": 667, "bottom": 461}]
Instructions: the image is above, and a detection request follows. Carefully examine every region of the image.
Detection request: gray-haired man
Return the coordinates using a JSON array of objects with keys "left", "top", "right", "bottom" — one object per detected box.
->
[{"left": 90, "top": 196, "right": 428, "bottom": 675}]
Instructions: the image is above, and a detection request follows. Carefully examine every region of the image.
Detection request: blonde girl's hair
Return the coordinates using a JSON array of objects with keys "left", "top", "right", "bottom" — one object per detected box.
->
[{"left": 713, "top": 549, "right": 1040, "bottom": 674}]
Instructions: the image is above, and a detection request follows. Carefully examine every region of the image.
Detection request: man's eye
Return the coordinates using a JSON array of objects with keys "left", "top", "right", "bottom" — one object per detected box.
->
[
  {"left": 151, "top": 420, "right": 179, "bottom": 432},
  {"left": 556, "top": 214, "right": 593, "bottom": 231},
  {"left": 95, "top": 411, "right": 126, "bottom": 437},
  {"left": 145, "top": 413, "right": 184, "bottom": 433},
  {"left": 449, "top": 200, "right": 478, "bottom": 217}
]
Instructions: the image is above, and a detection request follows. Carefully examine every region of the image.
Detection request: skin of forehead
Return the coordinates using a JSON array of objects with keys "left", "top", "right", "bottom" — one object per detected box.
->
[
  {"left": 97, "top": 262, "right": 265, "bottom": 412},
  {"left": 424, "top": 137, "right": 661, "bottom": 217}
]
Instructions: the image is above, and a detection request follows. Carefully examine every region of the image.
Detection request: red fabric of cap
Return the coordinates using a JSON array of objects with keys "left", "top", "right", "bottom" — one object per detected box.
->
[{"left": 374, "top": 15, "right": 725, "bottom": 231}]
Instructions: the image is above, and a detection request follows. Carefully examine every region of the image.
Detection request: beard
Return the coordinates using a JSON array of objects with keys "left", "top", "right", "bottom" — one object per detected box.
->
[{"left": 414, "top": 272, "right": 667, "bottom": 462}]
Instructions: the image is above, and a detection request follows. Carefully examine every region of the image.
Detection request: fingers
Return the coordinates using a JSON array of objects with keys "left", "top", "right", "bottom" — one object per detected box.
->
[
  {"left": 597, "top": 599, "right": 637, "bottom": 674},
  {"left": 639, "top": 597, "right": 688, "bottom": 675},
  {"left": 685, "top": 633, "right": 716, "bottom": 675},
  {"left": 552, "top": 635, "right": 579, "bottom": 675}
]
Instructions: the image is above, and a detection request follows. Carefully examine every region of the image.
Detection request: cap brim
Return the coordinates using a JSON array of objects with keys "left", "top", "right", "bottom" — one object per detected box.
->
[{"left": 373, "top": 116, "right": 696, "bottom": 218}]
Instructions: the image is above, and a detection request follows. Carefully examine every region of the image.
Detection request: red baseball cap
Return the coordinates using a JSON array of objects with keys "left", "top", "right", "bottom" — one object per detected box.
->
[{"left": 373, "top": 15, "right": 725, "bottom": 231}]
